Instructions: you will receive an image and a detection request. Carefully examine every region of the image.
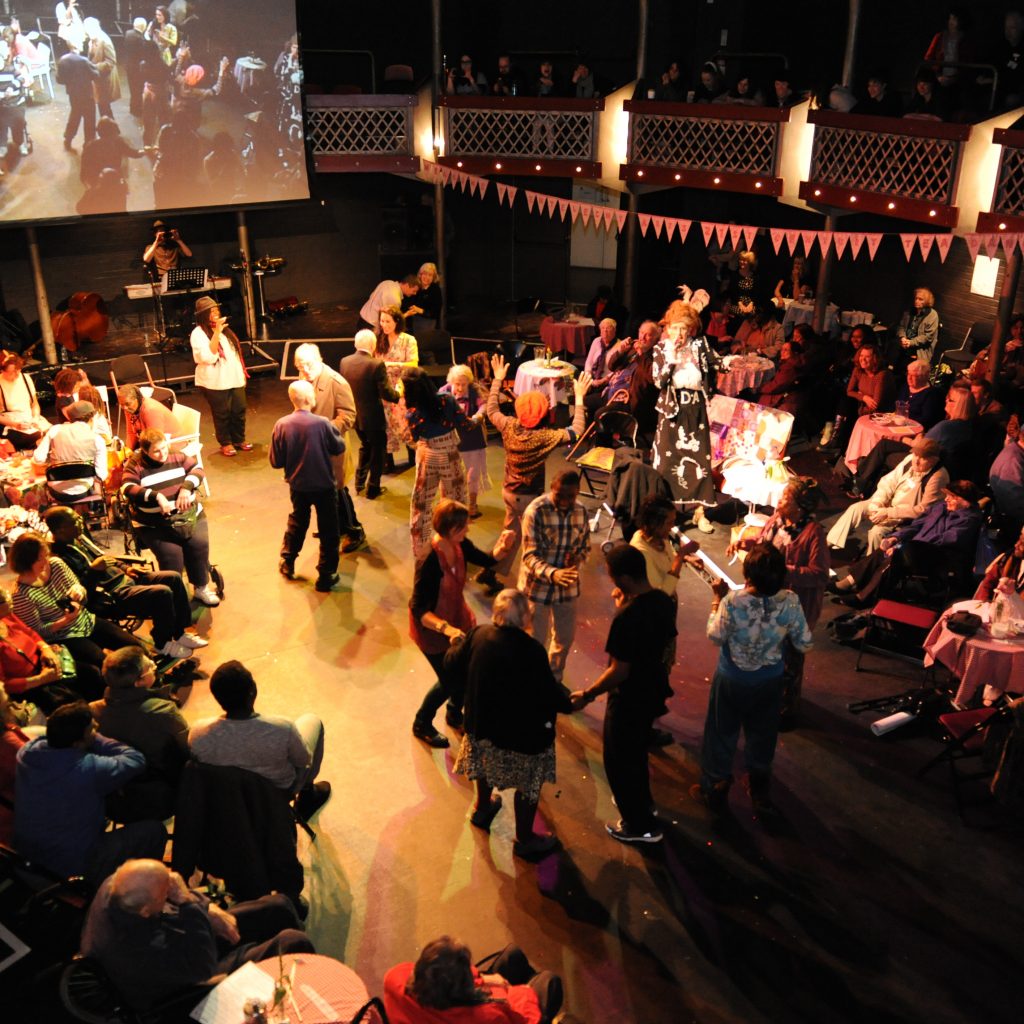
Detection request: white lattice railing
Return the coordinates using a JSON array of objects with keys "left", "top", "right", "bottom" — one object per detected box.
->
[
  {"left": 304, "top": 94, "right": 418, "bottom": 171},
  {"left": 991, "top": 128, "right": 1024, "bottom": 220}
]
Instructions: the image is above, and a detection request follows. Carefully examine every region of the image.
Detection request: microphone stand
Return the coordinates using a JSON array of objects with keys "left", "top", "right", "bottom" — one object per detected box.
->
[{"left": 144, "top": 262, "right": 171, "bottom": 389}]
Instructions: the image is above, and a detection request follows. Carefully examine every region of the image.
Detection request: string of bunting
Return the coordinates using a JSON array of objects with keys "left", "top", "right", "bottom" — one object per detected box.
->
[{"left": 420, "top": 159, "right": 1000, "bottom": 262}]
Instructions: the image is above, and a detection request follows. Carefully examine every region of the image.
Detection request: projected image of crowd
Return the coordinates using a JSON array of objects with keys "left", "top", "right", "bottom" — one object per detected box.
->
[{"left": 0, "top": 1, "right": 308, "bottom": 219}]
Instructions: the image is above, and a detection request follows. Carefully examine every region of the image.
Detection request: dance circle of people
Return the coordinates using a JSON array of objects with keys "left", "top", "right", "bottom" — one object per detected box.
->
[{"left": 8, "top": 261, "right": 1024, "bottom": 1019}]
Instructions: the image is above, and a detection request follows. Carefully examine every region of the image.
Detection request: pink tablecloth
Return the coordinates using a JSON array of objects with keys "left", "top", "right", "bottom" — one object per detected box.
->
[
  {"left": 844, "top": 414, "right": 922, "bottom": 471},
  {"left": 539, "top": 316, "right": 594, "bottom": 357},
  {"left": 716, "top": 357, "right": 775, "bottom": 397},
  {"left": 924, "top": 601, "right": 1024, "bottom": 707},
  {"left": 256, "top": 954, "right": 372, "bottom": 1024}
]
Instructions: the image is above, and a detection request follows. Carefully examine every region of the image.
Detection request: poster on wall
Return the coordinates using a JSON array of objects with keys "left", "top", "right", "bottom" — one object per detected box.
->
[{"left": 0, "top": 0, "right": 310, "bottom": 223}]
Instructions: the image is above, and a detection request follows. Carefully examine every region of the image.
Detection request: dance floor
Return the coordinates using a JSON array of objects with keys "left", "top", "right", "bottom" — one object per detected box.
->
[{"left": 20, "top": 377, "right": 1023, "bottom": 1023}]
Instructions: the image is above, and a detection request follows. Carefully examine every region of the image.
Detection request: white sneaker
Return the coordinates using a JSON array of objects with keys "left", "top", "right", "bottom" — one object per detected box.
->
[
  {"left": 177, "top": 632, "right": 209, "bottom": 649},
  {"left": 192, "top": 585, "right": 221, "bottom": 606},
  {"left": 158, "top": 638, "right": 193, "bottom": 659}
]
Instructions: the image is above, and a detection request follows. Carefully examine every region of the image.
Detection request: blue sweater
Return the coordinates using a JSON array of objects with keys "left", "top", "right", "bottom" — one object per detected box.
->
[
  {"left": 895, "top": 501, "right": 981, "bottom": 548},
  {"left": 15, "top": 735, "right": 145, "bottom": 877},
  {"left": 269, "top": 409, "right": 345, "bottom": 492}
]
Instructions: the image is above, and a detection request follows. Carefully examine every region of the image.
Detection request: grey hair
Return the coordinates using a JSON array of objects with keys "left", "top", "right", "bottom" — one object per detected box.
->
[
  {"left": 294, "top": 343, "right": 322, "bottom": 364},
  {"left": 288, "top": 379, "right": 316, "bottom": 409},
  {"left": 492, "top": 588, "right": 529, "bottom": 629},
  {"left": 354, "top": 329, "right": 376, "bottom": 354}
]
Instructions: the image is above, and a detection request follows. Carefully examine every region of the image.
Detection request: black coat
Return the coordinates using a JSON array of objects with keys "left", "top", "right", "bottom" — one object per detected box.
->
[{"left": 339, "top": 350, "right": 399, "bottom": 432}]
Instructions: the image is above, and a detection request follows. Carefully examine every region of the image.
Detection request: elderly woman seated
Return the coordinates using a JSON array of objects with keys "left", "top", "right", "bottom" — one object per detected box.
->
[
  {"left": 116, "top": 385, "right": 180, "bottom": 451},
  {"left": 831, "top": 480, "right": 983, "bottom": 605},
  {"left": 976, "top": 523, "right": 1024, "bottom": 601},
  {"left": 826, "top": 437, "right": 948, "bottom": 554},
  {"left": 750, "top": 339, "right": 807, "bottom": 418}
]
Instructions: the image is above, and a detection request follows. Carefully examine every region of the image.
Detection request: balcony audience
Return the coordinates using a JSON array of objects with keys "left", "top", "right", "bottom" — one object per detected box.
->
[
  {"left": 692, "top": 60, "right": 725, "bottom": 102},
  {"left": 446, "top": 54, "right": 486, "bottom": 95},
  {"left": 534, "top": 58, "right": 562, "bottom": 97},
  {"left": 990, "top": 10, "right": 1024, "bottom": 110},
  {"left": 491, "top": 53, "right": 525, "bottom": 96},
  {"left": 905, "top": 66, "right": 951, "bottom": 121},
  {"left": 14, "top": 701, "right": 166, "bottom": 883},
  {"left": 924, "top": 9, "right": 976, "bottom": 90},
  {"left": 655, "top": 58, "right": 687, "bottom": 102},
  {"left": 716, "top": 71, "right": 764, "bottom": 106},
  {"left": 853, "top": 69, "right": 904, "bottom": 117},
  {"left": 570, "top": 59, "right": 595, "bottom": 98},
  {"left": 772, "top": 70, "right": 802, "bottom": 109}
]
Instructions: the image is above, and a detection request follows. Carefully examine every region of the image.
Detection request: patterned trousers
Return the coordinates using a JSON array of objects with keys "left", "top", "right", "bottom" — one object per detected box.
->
[{"left": 410, "top": 431, "right": 467, "bottom": 560}]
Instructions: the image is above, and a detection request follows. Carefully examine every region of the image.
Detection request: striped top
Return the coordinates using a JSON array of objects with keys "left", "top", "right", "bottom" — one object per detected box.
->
[{"left": 121, "top": 450, "right": 205, "bottom": 527}]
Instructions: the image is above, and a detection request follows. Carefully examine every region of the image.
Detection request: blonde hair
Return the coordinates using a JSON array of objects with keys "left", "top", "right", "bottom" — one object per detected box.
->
[
  {"left": 599, "top": 317, "right": 618, "bottom": 331},
  {"left": 945, "top": 384, "right": 976, "bottom": 421},
  {"left": 418, "top": 262, "right": 441, "bottom": 286},
  {"left": 660, "top": 300, "right": 701, "bottom": 337},
  {"left": 446, "top": 364, "right": 474, "bottom": 385},
  {"left": 739, "top": 250, "right": 757, "bottom": 269}
]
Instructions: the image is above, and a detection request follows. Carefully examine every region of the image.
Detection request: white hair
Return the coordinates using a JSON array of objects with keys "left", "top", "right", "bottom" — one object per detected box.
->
[
  {"left": 133, "top": 17, "right": 147, "bottom": 31},
  {"left": 294, "top": 343, "right": 322, "bottom": 364},
  {"left": 492, "top": 588, "right": 529, "bottom": 629},
  {"left": 447, "top": 364, "right": 473, "bottom": 385},
  {"left": 288, "top": 379, "right": 316, "bottom": 409},
  {"left": 354, "top": 329, "right": 376, "bottom": 354}
]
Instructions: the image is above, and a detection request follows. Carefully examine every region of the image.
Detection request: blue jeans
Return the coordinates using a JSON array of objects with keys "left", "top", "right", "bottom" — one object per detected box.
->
[{"left": 699, "top": 666, "right": 784, "bottom": 789}]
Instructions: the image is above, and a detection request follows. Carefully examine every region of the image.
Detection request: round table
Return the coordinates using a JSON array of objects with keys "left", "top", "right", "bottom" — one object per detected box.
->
[
  {"left": 924, "top": 600, "right": 1024, "bottom": 707},
  {"left": 716, "top": 356, "right": 775, "bottom": 397},
  {"left": 514, "top": 358, "right": 576, "bottom": 406},
  {"left": 844, "top": 413, "right": 922, "bottom": 471},
  {"left": 234, "top": 57, "right": 268, "bottom": 97},
  {"left": 538, "top": 316, "right": 593, "bottom": 357},
  {"left": 256, "top": 954, "right": 371, "bottom": 1023}
]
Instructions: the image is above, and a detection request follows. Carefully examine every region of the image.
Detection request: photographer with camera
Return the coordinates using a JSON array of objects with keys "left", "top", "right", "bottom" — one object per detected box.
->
[{"left": 143, "top": 219, "right": 192, "bottom": 274}]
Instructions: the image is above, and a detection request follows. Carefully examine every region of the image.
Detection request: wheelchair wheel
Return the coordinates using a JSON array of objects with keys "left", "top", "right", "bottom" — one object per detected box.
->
[{"left": 209, "top": 564, "right": 225, "bottom": 597}]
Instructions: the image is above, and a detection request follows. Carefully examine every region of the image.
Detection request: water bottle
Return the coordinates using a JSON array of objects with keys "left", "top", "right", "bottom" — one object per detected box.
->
[{"left": 992, "top": 583, "right": 1010, "bottom": 639}]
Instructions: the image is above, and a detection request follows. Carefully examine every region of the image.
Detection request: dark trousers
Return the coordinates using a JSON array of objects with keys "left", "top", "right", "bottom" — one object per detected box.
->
[
  {"left": 114, "top": 571, "right": 192, "bottom": 647},
  {"left": 138, "top": 516, "right": 211, "bottom": 588},
  {"left": 63, "top": 617, "right": 145, "bottom": 673},
  {"left": 0, "top": 105, "right": 26, "bottom": 148},
  {"left": 479, "top": 945, "right": 564, "bottom": 1024},
  {"left": 64, "top": 95, "right": 96, "bottom": 145},
  {"left": 602, "top": 698, "right": 657, "bottom": 834},
  {"left": 852, "top": 437, "right": 908, "bottom": 493},
  {"left": 198, "top": 385, "right": 247, "bottom": 446},
  {"left": 354, "top": 426, "right": 387, "bottom": 491},
  {"left": 337, "top": 486, "right": 361, "bottom": 534},
  {"left": 215, "top": 894, "right": 314, "bottom": 972},
  {"left": 282, "top": 487, "right": 339, "bottom": 579},
  {"left": 700, "top": 668, "right": 784, "bottom": 788},
  {"left": 413, "top": 649, "right": 462, "bottom": 727}
]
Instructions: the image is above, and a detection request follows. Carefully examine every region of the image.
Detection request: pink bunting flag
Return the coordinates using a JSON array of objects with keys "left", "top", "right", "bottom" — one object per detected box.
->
[
  {"left": 715, "top": 223, "right": 729, "bottom": 247},
  {"left": 701, "top": 222, "right": 715, "bottom": 246},
  {"left": 866, "top": 234, "right": 882, "bottom": 260},
  {"left": 652, "top": 215, "right": 665, "bottom": 239},
  {"left": 477, "top": 178, "right": 489, "bottom": 199},
  {"left": 676, "top": 219, "right": 691, "bottom": 243},
  {"left": 983, "top": 233, "right": 1000, "bottom": 257},
  {"left": 558, "top": 198, "right": 570, "bottom": 221},
  {"left": 568, "top": 200, "right": 580, "bottom": 222},
  {"left": 800, "top": 230, "right": 817, "bottom": 256},
  {"left": 833, "top": 232, "right": 849, "bottom": 258},
  {"left": 604, "top": 209, "right": 616, "bottom": 231},
  {"left": 615, "top": 210, "right": 628, "bottom": 231},
  {"left": 505, "top": 185, "right": 517, "bottom": 206},
  {"left": 917, "top": 234, "right": 934, "bottom": 261},
  {"left": 784, "top": 229, "right": 800, "bottom": 255},
  {"left": 440, "top": 166, "right": 452, "bottom": 186},
  {"left": 458, "top": 171, "right": 469, "bottom": 193},
  {"left": 900, "top": 234, "right": 917, "bottom": 261},
  {"left": 770, "top": 228, "right": 785, "bottom": 254},
  {"left": 1003, "top": 233, "right": 1020, "bottom": 259},
  {"left": 495, "top": 183, "right": 507, "bottom": 205},
  {"left": 935, "top": 234, "right": 953, "bottom": 262},
  {"left": 638, "top": 213, "right": 652, "bottom": 237},
  {"left": 546, "top": 196, "right": 559, "bottom": 218},
  {"left": 965, "top": 233, "right": 982, "bottom": 260},
  {"left": 729, "top": 224, "right": 743, "bottom": 249},
  {"left": 742, "top": 225, "right": 758, "bottom": 249},
  {"left": 849, "top": 232, "right": 865, "bottom": 259},
  {"left": 470, "top": 176, "right": 482, "bottom": 198},
  {"left": 581, "top": 204, "right": 592, "bottom": 226},
  {"left": 525, "top": 191, "right": 537, "bottom": 213},
  {"left": 664, "top": 219, "right": 678, "bottom": 242},
  {"left": 817, "top": 231, "right": 833, "bottom": 256}
]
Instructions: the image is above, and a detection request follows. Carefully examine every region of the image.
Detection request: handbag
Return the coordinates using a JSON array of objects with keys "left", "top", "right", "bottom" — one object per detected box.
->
[
  {"left": 167, "top": 504, "right": 200, "bottom": 540},
  {"left": 946, "top": 610, "right": 981, "bottom": 636}
]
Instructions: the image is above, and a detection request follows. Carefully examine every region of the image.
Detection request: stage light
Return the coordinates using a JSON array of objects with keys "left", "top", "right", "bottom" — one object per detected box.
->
[
  {"left": 456, "top": 161, "right": 463, "bottom": 168},
  {"left": 713, "top": 177, "right": 721, "bottom": 184},
  {"left": 888, "top": 202, "right": 895, "bottom": 209},
  {"left": 674, "top": 173, "right": 681, "bottom": 180},
  {"left": 813, "top": 189, "right": 821, "bottom": 196},
  {"left": 1000, "top": 222, "right": 1008, "bottom": 230},
  {"left": 754, "top": 181, "right": 762, "bottom": 189},
  {"left": 576, "top": 165, "right": 582, "bottom": 172},
  {"left": 535, "top": 164, "right": 541, "bottom": 171},
  {"left": 928, "top": 209, "right": 936, "bottom": 217},
  {"left": 849, "top": 195, "right": 857, "bottom": 202},
  {"left": 637, "top": 170, "right": 644, "bottom": 177},
  {"left": 495, "top": 162, "right": 502, "bottom": 170}
]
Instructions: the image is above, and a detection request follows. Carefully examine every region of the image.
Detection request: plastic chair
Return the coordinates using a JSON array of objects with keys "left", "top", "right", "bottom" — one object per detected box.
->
[
  {"left": 167, "top": 403, "right": 210, "bottom": 497},
  {"left": 26, "top": 40, "right": 54, "bottom": 99}
]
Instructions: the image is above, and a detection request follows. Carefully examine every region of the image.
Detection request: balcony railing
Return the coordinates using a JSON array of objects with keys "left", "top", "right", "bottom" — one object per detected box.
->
[
  {"left": 305, "top": 94, "right": 419, "bottom": 173},
  {"left": 978, "top": 128, "right": 1024, "bottom": 232},
  {"left": 799, "top": 110, "right": 970, "bottom": 227},
  {"left": 620, "top": 101, "right": 788, "bottom": 194},
  {"left": 438, "top": 95, "right": 603, "bottom": 177}
]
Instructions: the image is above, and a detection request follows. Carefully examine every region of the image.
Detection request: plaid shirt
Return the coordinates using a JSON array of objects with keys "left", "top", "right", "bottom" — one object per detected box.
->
[{"left": 520, "top": 494, "right": 590, "bottom": 604}]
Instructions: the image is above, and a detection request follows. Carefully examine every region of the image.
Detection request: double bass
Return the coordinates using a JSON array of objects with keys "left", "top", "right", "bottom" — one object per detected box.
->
[{"left": 51, "top": 291, "right": 109, "bottom": 354}]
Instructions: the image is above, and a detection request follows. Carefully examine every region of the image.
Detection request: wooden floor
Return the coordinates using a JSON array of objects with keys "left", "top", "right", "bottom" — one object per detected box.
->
[{"left": 16, "top": 377, "right": 1024, "bottom": 1024}]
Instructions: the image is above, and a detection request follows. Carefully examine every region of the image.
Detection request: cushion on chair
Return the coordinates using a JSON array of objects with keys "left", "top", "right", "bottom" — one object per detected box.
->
[
  {"left": 870, "top": 600, "right": 940, "bottom": 630},
  {"left": 576, "top": 446, "right": 617, "bottom": 472},
  {"left": 937, "top": 707, "right": 999, "bottom": 748}
]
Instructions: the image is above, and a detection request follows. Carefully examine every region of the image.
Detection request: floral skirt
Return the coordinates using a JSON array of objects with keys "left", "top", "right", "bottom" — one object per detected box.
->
[
  {"left": 652, "top": 395, "right": 715, "bottom": 505},
  {"left": 454, "top": 735, "right": 556, "bottom": 803}
]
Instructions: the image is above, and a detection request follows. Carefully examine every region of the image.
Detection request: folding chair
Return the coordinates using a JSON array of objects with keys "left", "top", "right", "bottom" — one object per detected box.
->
[
  {"left": 567, "top": 407, "right": 638, "bottom": 499},
  {"left": 855, "top": 599, "right": 939, "bottom": 674},
  {"left": 45, "top": 461, "right": 108, "bottom": 530},
  {"left": 167, "top": 404, "right": 211, "bottom": 497}
]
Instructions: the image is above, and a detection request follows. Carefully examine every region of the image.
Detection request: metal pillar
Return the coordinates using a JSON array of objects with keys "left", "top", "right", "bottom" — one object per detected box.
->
[
  {"left": 431, "top": 0, "right": 447, "bottom": 330},
  {"left": 812, "top": 214, "right": 836, "bottom": 335},
  {"left": 235, "top": 210, "right": 259, "bottom": 341},
  {"left": 842, "top": 0, "right": 862, "bottom": 87},
  {"left": 25, "top": 227, "right": 57, "bottom": 366},
  {"left": 988, "top": 250, "right": 1022, "bottom": 386},
  {"left": 621, "top": 0, "right": 650, "bottom": 313}
]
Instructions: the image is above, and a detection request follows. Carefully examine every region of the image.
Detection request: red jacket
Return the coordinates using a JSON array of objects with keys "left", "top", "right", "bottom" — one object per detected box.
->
[{"left": 383, "top": 963, "right": 540, "bottom": 1024}]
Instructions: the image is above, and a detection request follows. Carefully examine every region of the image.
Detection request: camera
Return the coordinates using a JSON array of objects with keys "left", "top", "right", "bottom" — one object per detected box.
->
[{"left": 56, "top": 596, "right": 75, "bottom": 612}]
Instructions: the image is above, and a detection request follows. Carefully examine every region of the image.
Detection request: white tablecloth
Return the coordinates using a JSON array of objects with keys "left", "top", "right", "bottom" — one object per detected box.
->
[
  {"left": 514, "top": 359, "right": 576, "bottom": 405},
  {"left": 782, "top": 301, "right": 840, "bottom": 337},
  {"left": 716, "top": 356, "right": 775, "bottom": 397}
]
